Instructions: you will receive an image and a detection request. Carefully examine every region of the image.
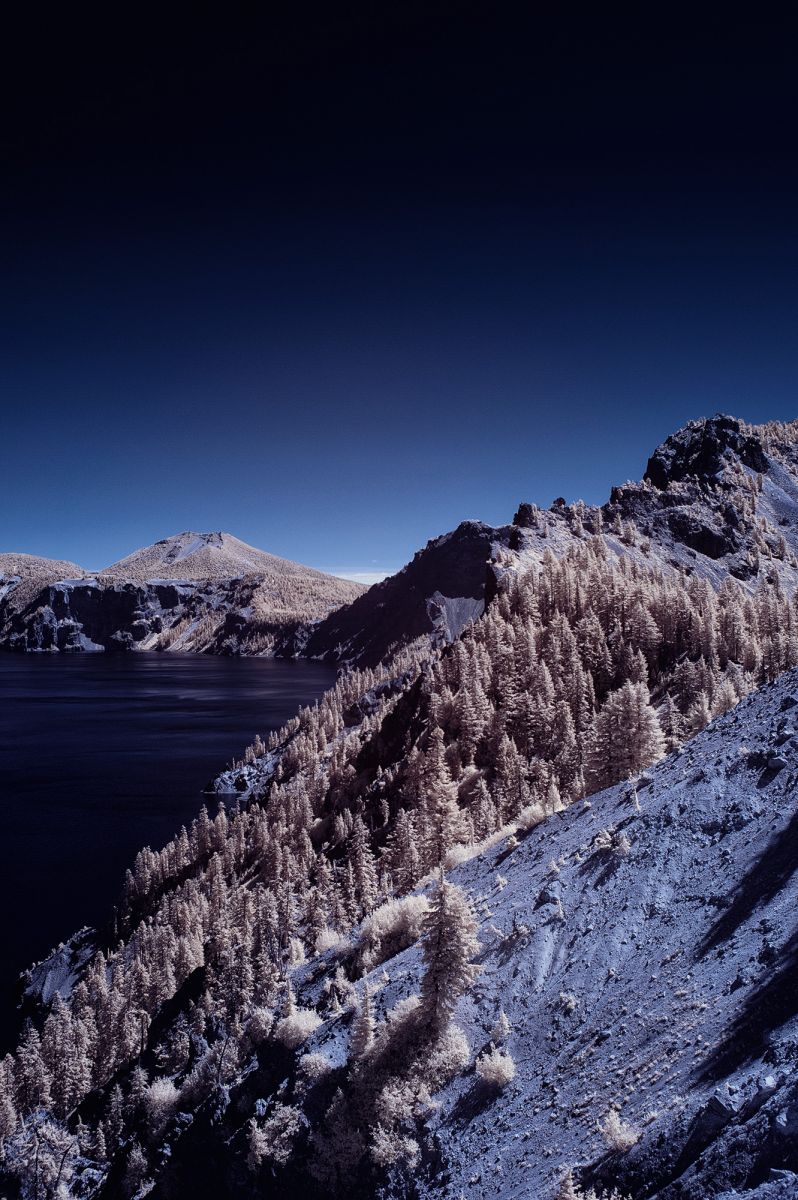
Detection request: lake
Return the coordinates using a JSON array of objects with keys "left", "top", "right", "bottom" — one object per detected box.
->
[{"left": 0, "top": 652, "right": 335, "bottom": 1049}]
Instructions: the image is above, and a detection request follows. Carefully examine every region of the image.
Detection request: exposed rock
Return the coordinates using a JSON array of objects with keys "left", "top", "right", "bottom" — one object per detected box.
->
[
  {"left": 8, "top": 417, "right": 798, "bottom": 665},
  {"left": 0, "top": 533, "right": 363, "bottom": 655},
  {"left": 645, "top": 413, "right": 769, "bottom": 489},
  {"left": 302, "top": 519, "right": 505, "bottom": 667},
  {"left": 666, "top": 509, "right": 740, "bottom": 558}
]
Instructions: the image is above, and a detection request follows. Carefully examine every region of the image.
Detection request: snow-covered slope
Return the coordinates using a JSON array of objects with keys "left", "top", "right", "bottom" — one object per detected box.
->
[
  {"left": 169, "top": 670, "right": 798, "bottom": 1199},
  {"left": 100, "top": 530, "right": 342, "bottom": 586},
  {"left": 0, "top": 552, "right": 86, "bottom": 608},
  {"left": 0, "top": 534, "right": 363, "bottom": 653}
]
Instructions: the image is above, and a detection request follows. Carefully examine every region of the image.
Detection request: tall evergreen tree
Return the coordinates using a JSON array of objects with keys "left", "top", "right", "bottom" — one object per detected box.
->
[
  {"left": 419, "top": 876, "right": 480, "bottom": 1034},
  {"left": 585, "top": 681, "right": 665, "bottom": 793}
]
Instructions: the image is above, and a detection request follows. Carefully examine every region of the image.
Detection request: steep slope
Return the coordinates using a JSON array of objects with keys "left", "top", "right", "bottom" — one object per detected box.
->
[
  {"left": 405, "top": 671, "right": 798, "bottom": 1200},
  {"left": 150, "top": 671, "right": 798, "bottom": 1199},
  {"left": 302, "top": 520, "right": 505, "bottom": 668},
  {"left": 5, "top": 416, "right": 798, "bottom": 661},
  {"left": 606, "top": 414, "right": 798, "bottom": 587},
  {"left": 304, "top": 415, "right": 798, "bottom": 668},
  {"left": 0, "top": 533, "right": 363, "bottom": 654},
  {"left": 0, "top": 553, "right": 86, "bottom": 608},
  {"left": 5, "top": 413, "right": 798, "bottom": 1198},
  {"left": 511, "top": 415, "right": 798, "bottom": 593}
]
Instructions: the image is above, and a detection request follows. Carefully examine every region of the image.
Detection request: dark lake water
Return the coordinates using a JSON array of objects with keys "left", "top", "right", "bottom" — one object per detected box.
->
[{"left": 0, "top": 653, "right": 335, "bottom": 1049}]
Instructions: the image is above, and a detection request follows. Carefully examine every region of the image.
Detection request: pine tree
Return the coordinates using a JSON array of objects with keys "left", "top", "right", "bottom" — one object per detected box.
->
[
  {"left": 421, "top": 777, "right": 465, "bottom": 868},
  {"left": 349, "top": 983, "right": 375, "bottom": 1061},
  {"left": 0, "top": 1055, "right": 17, "bottom": 1143},
  {"left": 419, "top": 875, "right": 480, "bottom": 1034},
  {"left": 14, "top": 1021, "right": 52, "bottom": 1112},
  {"left": 491, "top": 1010, "right": 511, "bottom": 1044},
  {"left": 585, "top": 681, "right": 665, "bottom": 793},
  {"left": 350, "top": 816, "right": 379, "bottom": 916},
  {"left": 555, "top": 1166, "right": 581, "bottom": 1200},
  {"left": 382, "top": 809, "right": 421, "bottom": 894},
  {"left": 687, "top": 691, "right": 712, "bottom": 734},
  {"left": 659, "top": 692, "right": 684, "bottom": 752}
]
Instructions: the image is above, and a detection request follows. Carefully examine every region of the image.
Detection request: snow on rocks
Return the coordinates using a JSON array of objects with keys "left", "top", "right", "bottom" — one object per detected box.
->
[
  {"left": 24, "top": 928, "right": 96, "bottom": 1007},
  {"left": 279, "top": 668, "right": 798, "bottom": 1200}
]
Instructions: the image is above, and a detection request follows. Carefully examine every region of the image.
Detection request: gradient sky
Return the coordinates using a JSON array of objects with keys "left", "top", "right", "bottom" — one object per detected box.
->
[{"left": 3, "top": 7, "right": 798, "bottom": 578}]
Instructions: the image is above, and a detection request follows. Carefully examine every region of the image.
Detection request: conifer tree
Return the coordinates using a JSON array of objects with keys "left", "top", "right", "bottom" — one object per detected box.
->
[
  {"left": 419, "top": 875, "right": 480, "bottom": 1034},
  {"left": 421, "top": 777, "right": 465, "bottom": 867},
  {"left": 585, "top": 681, "right": 665, "bottom": 793},
  {"left": 349, "top": 983, "right": 375, "bottom": 1061},
  {"left": 15, "top": 1022, "right": 51, "bottom": 1112},
  {"left": 0, "top": 1056, "right": 17, "bottom": 1144},
  {"left": 350, "top": 816, "right": 379, "bottom": 916}
]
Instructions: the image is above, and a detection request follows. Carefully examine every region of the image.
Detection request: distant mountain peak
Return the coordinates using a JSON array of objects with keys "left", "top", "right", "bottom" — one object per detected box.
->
[
  {"left": 154, "top": 530, "right": 224, "bottom": 547},
  {"left": 100, "top": 530, "right": 320, "bottom": 583},
  {"left": 0, "top": 531, "right": 364, "bottom": 653}
]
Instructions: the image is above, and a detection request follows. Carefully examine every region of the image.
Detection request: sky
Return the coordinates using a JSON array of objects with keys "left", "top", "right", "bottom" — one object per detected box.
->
[{"left": 3, "top": 6, "right": 798, "bottom": 578}]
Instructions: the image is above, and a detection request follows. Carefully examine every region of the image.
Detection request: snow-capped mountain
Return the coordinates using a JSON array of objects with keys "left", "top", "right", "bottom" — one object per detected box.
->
[{"left": 0, "top": 533, "right": 363, "bottom": 654}]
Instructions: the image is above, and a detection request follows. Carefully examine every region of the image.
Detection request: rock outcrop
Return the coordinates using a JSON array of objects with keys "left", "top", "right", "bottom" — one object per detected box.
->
[{"left": 302, "top": 520, "right": 506, "bottom": 668}]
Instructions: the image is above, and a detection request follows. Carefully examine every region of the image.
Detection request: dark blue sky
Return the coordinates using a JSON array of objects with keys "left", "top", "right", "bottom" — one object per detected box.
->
[{"left": 3, "top": 6, "right": 798, "bottom": 578}]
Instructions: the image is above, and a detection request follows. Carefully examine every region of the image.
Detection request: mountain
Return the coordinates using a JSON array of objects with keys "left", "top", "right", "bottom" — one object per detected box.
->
[
  {"left": 512, "top": 413, "right": 798, "bottom": 591},
  {"left": 395, "top": 669, "right": 798, "bottom": 1200},
  {"left": 134, "top": 669, "right": 798, "bottom": 1199},
  {"left": 0, "top": 553, "right": 86, "bottom": 606},
  {"left": 0, "top": 533, "right": 363, "bottom": 654},
  {"left": 4, "top": 413, "right": 798, "bottom": 1198},
  {"left": 100, "top": 530, "right": 337, "bottom": 585},
  {"left": 11, "top": 640, "right": 798, "bottom": 1197},
  {"left": 302, "top": 520, "right": 503, "bottom": 668},
  {"left": 5, "top": 415, "right": 798, "bottom": 660},
  {"left": 301, "top": 415, "right": 798, "bottom": 668}
]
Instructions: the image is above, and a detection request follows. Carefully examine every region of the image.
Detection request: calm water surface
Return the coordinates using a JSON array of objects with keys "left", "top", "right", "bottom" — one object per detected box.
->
[{"left": 0, "top": 653, "right": 335, "bottom": 1047}]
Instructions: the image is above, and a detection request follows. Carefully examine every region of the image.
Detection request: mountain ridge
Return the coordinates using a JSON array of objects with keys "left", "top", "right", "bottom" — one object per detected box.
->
[
  {"left": 303, "top": 414, "right": 798, "bottom": 668},
  {"left": 4, "top": 412, "right": 798, "bottom": 1197},
  {"left": 5, "top": 414, "right": 798, "bottom": 661},
  {"left": 0, "top": 531, "right": 363, "bottom": 654}
]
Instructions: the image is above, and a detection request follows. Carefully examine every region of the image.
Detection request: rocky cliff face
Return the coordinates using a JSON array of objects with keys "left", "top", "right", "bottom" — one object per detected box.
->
[
  {"left": 2, "top": 577, "right": 231, "bottom": 653},
  {"left": 643, "top": 414, "right": 770, "bottom": 489},
  {"left": 604, "top": 415, "right": 798, "bottom": 583},
  {"left": 301, "top": 520, "right": 508, "bottom": 668},
  {"left": 307, "top": 415, "right": 798, "bottom": 668},
  {"left": 511, "top": 415, "right": 798, "bottom": 590},
  {"left": 0, "top": 534, "right": 363, "bottom": 655}
]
